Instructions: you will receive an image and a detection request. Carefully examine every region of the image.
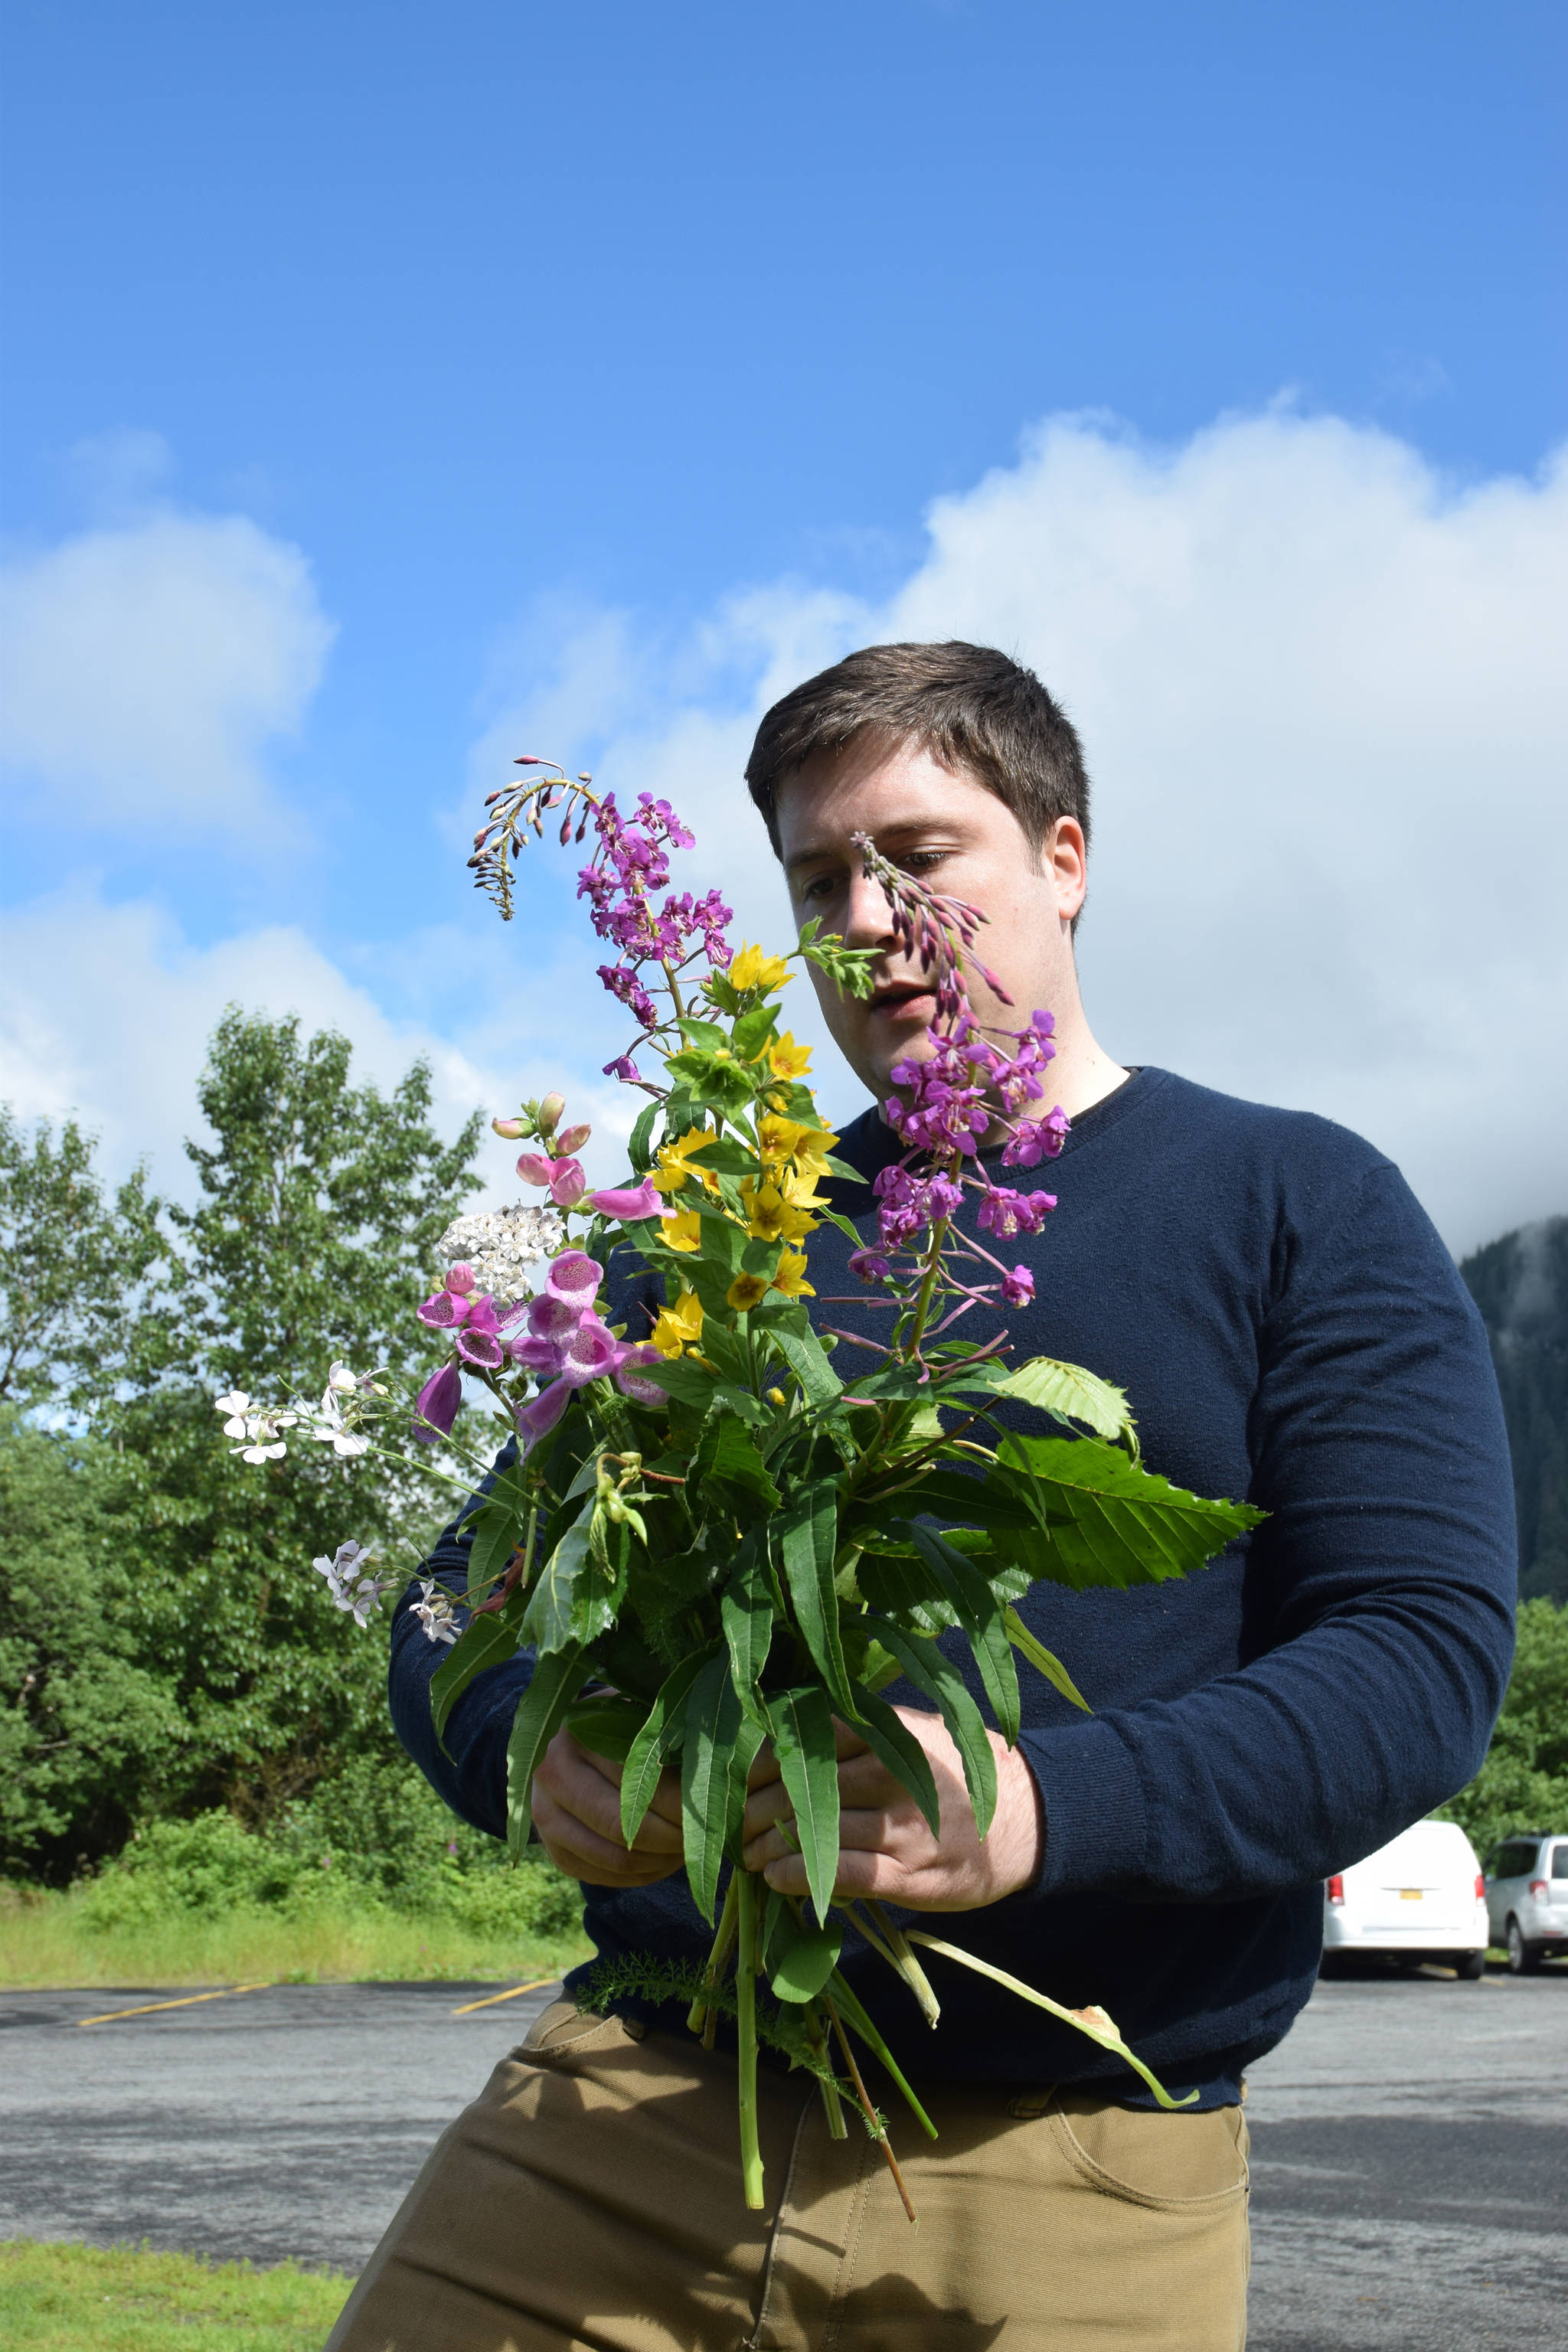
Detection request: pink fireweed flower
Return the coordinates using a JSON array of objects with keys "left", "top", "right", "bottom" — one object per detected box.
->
[
  {"left": 1002, "top": 1265, "right": 1036, "bottom": 1308},
  {"left": 586, "top": 1178, "right": 662, "bottom": 1221},
  {"left": 1001, "top": 1106, "right": 1070, "bottom": 1167},
  {"left": 848, "top": 1246, "right": 893, "bottom": 1285},
  {"left": 412, "top": 1361, "right": 462, "bottom": 1442},
  {"left": 975, "top": 1185, "right": 1057, "bottom": 1240}
]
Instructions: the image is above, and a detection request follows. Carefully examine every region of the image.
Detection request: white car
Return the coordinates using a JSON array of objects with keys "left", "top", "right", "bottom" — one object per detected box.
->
[
  {"left": 1481, "top": 1832, "right": 1568, "bottom": 1973},
  {"left": 1321, "top": 1820, "right": 1490, "bottom": 1978}
]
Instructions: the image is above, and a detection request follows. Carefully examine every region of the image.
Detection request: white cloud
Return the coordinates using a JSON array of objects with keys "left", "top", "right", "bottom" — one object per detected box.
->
[
  {"left": 0, "top": 496, "right": 333, "bottom": 840},
  {"left": 0, "top": 882, "right": 633, "bottom": 1217},
  {"left": 476, "top": 407, "right": 1568, "bottom": 1256}
]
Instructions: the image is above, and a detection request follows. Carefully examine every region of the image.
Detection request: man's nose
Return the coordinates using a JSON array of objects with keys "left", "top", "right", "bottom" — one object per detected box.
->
[{"left": 840, "top": 871, "right": 899, "bottom": 953}]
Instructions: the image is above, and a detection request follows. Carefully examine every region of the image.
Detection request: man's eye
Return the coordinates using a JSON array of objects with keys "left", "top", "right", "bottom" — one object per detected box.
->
[
  {"left": 799, "top": 873, "right": 838, "bottom": 901},
  {"left": 900, "top": 850, "right": 947, "bottom": 875}
]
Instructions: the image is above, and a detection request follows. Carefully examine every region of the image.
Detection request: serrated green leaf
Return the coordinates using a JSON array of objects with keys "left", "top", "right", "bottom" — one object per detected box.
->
[
  {"left": 998, "top": 1433, "right": 1264, "bottom": 1588},
  {"left": 908, "top": 1524, "right": 1020, "bottom": 1745},
  {"left": 694, "top": 1415, "right": 782, "bottom": 1519},
  {"left": 1003, "top": 1608, "right": 1093, "bottom": 1712},
  {"left": 769, "top": 1322, "right": 843, "bottom": 1406},
  {"left": 766, "top": 1683, "right": 841, "bottom": 1927},
  {"left": 566, "top": 1694, "right": 649, "bottom": 1762},
  {"left": 848, "top": 1678, "right": 942, "bottom": 1840},
  {"left": 633, "top": 1356, "right": 721, "bottom": 1409},
  {"left": 521, "top": 1510, "right": 600, "bottom": 1654},
  {"left": 776, "top": 1483, "right": 858, "bottom": 1718},
  {"left": 619, "top": 1645, "right": 717, "bottom": 1847},
  {"left": 505, "top": 1643, "right": 589, "bottom": 1857},
  {"left": 999, "top": 1356, "right": 1137, "bottom": 1447},
  {"left": 863, "top": 1614, "right": 998, "bottom": 1839},
  {"left": 890, "top": 1467, "right": 1037, "bottom": 1531}
]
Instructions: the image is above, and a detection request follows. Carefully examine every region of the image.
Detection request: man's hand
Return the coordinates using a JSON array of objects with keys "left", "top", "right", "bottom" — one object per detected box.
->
[
  {"left": 740, "top": 1705, "right": 1044, "bottom": 1911},
  {"left": 531, "top": 1724, "right": 684, "bottom": 1889}
]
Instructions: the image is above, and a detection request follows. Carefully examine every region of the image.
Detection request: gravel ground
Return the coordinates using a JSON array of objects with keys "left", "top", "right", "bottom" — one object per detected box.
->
[{"left": 2, "top": 1963, "right": 1563, "bottom": 2347}]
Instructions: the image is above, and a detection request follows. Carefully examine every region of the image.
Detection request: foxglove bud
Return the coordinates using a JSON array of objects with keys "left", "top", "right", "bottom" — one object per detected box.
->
[
  {"left": 537, "top": 1093, "right": 566, "bottom": 1135},
  {"left": 555, "top": 1122, "right": 591, "bottom": 1154},
  {"left": 491, "top": 1116, "right": 526, "bottom": 1139}
]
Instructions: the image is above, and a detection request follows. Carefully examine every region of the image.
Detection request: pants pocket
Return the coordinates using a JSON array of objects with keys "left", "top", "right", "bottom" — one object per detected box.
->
[{"left": 1047, "top": 2091, "right": 1250, "bottom": 2211}]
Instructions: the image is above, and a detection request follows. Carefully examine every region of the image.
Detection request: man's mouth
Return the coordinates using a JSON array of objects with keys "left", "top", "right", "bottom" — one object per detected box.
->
[{"left": 869, "top": 981, "right": 936, "bottom": 1019}]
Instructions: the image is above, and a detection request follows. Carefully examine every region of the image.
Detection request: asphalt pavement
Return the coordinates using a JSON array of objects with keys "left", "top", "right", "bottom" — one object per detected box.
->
[{"left": 2, "top": 1963, "right": 1563, "bottom": 2349}]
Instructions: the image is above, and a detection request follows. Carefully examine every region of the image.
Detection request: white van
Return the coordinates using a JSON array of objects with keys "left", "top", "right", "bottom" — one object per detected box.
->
[{"left": 1321, "top": 1820, "right": 1490, "bottom": 1977}]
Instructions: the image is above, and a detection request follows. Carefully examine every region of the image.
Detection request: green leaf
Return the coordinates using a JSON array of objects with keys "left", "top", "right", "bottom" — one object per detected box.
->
[
  {"left": 677, "top": 1016, "right": 730, "bottom": 1053},
  {"left": 1003, "top": 1607, "right": 1093, "bottom": 1713},
  {"left": 855, "top": 1545, "right": 957, "bottom": 1633},
  {"left": 908, "top": 1523, "right": 1020, "bottom": 1746},
  {"left": 720, "top": 1540, "right": 775, "bottom": 1705},
  {"left": 768, "top": 1915, "right": 843, "bottom": 2003},
  {"left": 681, "top": 1650, "right": 745, "bottom": 1922},
  {"left": 633, "top": 1356, "right": 720, "bottom": 1410},
  {"left": 619, "top": 1645, "right": 717, "bottom": 1847},
  {"left": 566, "top": 1694, "right": 649, "bottom": 1762},
  {"left": 768, "top": 1322, "right": 843, "bottom": 1407},
  {"left": 521, "top": 1509, "right": 603, "bottom": 1655},
  {"left": 765, "top": 1683, "right": 842, "bottom": 1927},
  {"left": 731, "top": 1004, "right": 778, "bottom": 1063},
  {"left": 430, "top": 1586, "right": 527, "bottom": 1740},
  {"left": 890, "top": 1467, "right": 1038, "bottom": 1533},
  {"left": 505, "top": 1643, "right": 589, "bottom": 1857},
  {"left": 998, "top": 1433, "right": 1265, "bottom": 1589},
  {"left": 863, "top": 1614, "right": 998, "bottom": 1839},
  {"left": 694, "top": 1413, "right": 781, "bottom": 1518},
  {"left": 466, "top": 1499, "right": 525, "bottom": 1594},
  {"left": 848, "top": 1677, "right": 942, "bottom": 1840},
  {"left": 626, "top": 1102, "right": 659, "bottom": 1173},
  {"left": 998, "top": 1356, "right": 1138, "bottom": 1448},
  {"left": 776, "top": 1483, "right": 858, "bottom": 1719}
]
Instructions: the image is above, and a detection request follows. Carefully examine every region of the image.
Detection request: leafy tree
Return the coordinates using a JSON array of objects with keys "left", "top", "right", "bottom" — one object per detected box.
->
[
  {"left": 1436, "top": 1598, "right": 1568, "bottom": 1855},
  {"left": 0, "top": 1109, "right": 171, "bottom": 1413},
  {"left": 0, "top": 1411, "right": 178, "bottom": 1879},
  {"left": 102, "top": 1009, "right": 485, "bottom": 1827}
]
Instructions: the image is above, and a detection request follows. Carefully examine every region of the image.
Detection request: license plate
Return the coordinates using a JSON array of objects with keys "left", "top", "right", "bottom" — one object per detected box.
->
[{"left": 1400, "top": 1889, "right": 1423, "bottom": 1900}]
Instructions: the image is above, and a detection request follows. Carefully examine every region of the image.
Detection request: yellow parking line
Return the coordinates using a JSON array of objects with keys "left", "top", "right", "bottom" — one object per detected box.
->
[
  {"left": 449, "top": 1977, "right": 559, "bottom": 2015},
  {"left": 76, "top": 1983, "right": 271, "bottom": 2027}
]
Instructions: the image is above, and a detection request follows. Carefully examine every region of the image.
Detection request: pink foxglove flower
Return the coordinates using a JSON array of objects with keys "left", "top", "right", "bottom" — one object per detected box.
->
[
  {"left": 586, "top": 1178, "right": 662, "bottom": 1221},
  {"left": 545, "top": 1250, "right": 603, "bottom": 1312},
  {"left": 412, "top": 1361, "right": 462, "bottom": 1442}
]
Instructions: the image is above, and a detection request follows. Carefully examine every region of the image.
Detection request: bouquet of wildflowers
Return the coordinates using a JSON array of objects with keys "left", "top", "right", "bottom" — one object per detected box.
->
[{"left": 227, "top": 757, "right": 1260, "bottom": 2215}]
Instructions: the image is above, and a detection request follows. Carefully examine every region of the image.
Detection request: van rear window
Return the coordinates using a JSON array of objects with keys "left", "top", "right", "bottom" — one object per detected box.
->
[{"left": 1553, "top": 1845, "right": 1568, "bottom": 1880}]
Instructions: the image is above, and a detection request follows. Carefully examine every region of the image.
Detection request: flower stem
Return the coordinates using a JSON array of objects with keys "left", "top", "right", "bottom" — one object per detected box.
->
[
  {"left": 686, "top": 1869, "right": 740, "bottom": 2037},
  {"left": 735, "top": 1867, "right": 765, "bottom": 2210}
]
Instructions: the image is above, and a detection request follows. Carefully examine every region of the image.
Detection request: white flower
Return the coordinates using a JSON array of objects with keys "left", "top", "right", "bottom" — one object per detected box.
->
[
  {"left": 326, "top": 1362, "right": 358, "bottom": 1393},
  {"left": 309, "top": 1387, "right": 370, "bottom": 1458},
  {"left": 413, "top": 1576, "right": 461, "bottom": 1646},
  {"left": 435, "top": 1204, "right": 564, "bottom": 1307},
  {"left": 214, "top": 1389, "right": 252, "bottom": 1439},
  {"left": 312, "top": 1540, "right": 377, "bottom": 1610},
  {"left": 230, "top": 1407, "right": 296, "bottom": 1462},
  {"left": 340, "top": 1572, "right": 394, "bottom": 1627}
]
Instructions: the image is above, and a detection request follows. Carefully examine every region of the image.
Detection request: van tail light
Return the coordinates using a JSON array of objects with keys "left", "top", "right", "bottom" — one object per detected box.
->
[
  {"left": 1327, "top": 1875, "right": 1345, "bottom": 1906},
  {"left": 1530, "top": 1880, "right": 1548, "bottom": 1900},
  {"left": 1475, "top": 1874, "right": 1486, "bottom": 1901}
]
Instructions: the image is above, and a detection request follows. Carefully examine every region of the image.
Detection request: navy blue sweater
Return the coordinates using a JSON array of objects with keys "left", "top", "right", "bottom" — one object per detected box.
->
[{"left": 390, "top": 1067, "right": 1516, "bottom": 2105}]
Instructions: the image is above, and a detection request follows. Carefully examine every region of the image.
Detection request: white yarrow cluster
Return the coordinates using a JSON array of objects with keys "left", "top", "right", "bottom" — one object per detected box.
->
[{"left": 436, "top": 1203, "right": 564, "bottom": 1303}]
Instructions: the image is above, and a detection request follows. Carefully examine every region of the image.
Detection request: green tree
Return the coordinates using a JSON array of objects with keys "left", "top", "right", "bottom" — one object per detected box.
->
[
  {"left": 1437, "top": 1598, "right": 1568, "bottom": 1856},
  {"left": 0, "top": 1410, "right": 178, "bottom": 1878},
  {"left": 1460, "top": 1217, "right": 1568, "bottom": 1603},
  {"left": 0, "top": 1109, "right": 171, "bottom": 1412},
  {"left": 104, "top": 1008, "right": 485, "bottom": 1826}
]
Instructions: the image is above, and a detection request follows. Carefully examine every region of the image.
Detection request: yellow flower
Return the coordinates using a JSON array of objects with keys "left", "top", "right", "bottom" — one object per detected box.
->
[
  {"left": 727, "top": 1272, "right": 769, "bottom": 1312},
  {"left": 650, "top": 1126, "right": 720, "bottom": 1197},
  {"left": 728, "top": 943, "right": 792, "bottom": 994},
  {"left": 651, "top": 1289, "right": 704, "bottom": 1357},
  {"left": 740, "top": 1178, "right": 818, "bottom": 1243},
  {"left": 768, "top": 1031, "right": 812, "bottom": 1080},
  {"left": 756, "top": 1112, "right": 805, "bottom": 1166},
  {"left": 791, "top": 1127, "right": 838, "bottom": 1183},
  {"left": 770, "top": 1250, "right": 815, "bottom": 1298},
  {"left": 660, "top": 1208, "right": 701, "bottom": 1253}
]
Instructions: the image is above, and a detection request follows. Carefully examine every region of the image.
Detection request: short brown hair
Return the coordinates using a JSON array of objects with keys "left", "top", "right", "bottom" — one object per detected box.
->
[{"left": 744, "top": 640, "right": 1092, "bottom": 861}]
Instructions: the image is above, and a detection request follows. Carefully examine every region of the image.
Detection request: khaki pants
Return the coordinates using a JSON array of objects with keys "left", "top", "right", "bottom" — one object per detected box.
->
[{"left": 326, "top": 2001, "right": 1250, "bottom": 2352}]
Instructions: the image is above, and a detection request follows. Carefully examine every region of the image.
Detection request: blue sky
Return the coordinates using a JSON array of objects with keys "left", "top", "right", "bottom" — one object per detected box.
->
[{"left": 2, "top": 0, "right": 1563, "bottom": 1250}]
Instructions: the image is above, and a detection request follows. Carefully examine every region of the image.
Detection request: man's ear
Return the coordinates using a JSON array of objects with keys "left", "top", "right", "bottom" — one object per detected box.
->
[{"left": 1044, "top": 818, "right": 1088, "bottom": 926}]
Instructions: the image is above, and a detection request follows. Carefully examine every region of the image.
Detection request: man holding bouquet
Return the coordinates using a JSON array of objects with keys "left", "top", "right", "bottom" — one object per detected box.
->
[{"left": 330, "top": 641, "right": 1514, "bottom": 2351}]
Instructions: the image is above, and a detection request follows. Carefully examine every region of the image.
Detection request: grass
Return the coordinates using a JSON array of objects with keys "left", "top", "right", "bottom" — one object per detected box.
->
[
  {"left": 0, "top": 2240, "right": 352, "bottom": 2351},
  {"left": 0, "top": 1886, "right": 591, "bottom": 1991}
]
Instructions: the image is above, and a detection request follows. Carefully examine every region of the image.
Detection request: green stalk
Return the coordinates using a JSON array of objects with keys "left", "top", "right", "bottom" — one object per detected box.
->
[
  {"left": 904, "top": 1207, "right": 952, "bottom": 1360},
  {"left": 736, "top": 1867, "right": 765, "bottom": 2210},
  {"left": 825, "top": 1971, "right": 939, "bottom": 2139},
  {"left": 804, "top": 2003, "right": 848, "bottom": 2138},
  {"left": 686, "top": 1870, "right": 740, "bottom": 2036}
]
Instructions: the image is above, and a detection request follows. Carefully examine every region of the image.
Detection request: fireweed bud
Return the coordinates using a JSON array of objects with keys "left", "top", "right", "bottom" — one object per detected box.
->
[
  {"left": 491, "top": 1116, "right": 526, "bottom": 1139},
  {"left": 537, "top": 1093, "right": 566, "bottom": 1135},
  {"left": 555, "top": 1122, "right": 591, "bottom": 1154}
]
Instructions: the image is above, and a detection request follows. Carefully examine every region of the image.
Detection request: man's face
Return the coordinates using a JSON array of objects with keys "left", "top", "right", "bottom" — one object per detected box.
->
[{"left": 775, "top": 733, "right": 1086, "bottom": 1109}]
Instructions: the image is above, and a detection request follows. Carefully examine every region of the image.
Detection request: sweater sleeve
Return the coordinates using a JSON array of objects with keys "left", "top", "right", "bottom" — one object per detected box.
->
[
  {"left": 1020, "top": 1162, "right": 1518, "bottom": 1901},
  {"left": 387, "top": 1438, "right": 529, "bottom": 1841}
]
